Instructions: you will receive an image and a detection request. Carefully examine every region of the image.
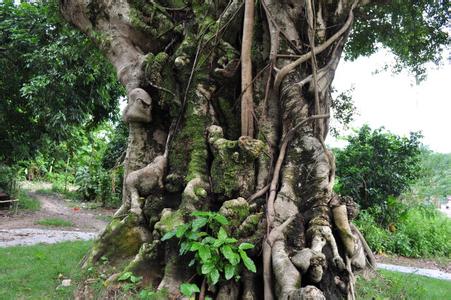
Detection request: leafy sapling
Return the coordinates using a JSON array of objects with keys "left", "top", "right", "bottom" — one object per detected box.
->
[{"left": 161, "top": 211, "right": 256, "bottom": 296}]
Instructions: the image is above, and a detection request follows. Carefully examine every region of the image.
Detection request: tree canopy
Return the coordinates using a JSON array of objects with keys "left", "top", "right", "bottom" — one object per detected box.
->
[
  {"left": 334, "top": 125, "right": 423, "bottom": 210},
  {"left": 346, "top": 0, "right": 449, "bottom": 80},
  {"left": 0, "top": 0, "right": 124, "bottom": 164}
]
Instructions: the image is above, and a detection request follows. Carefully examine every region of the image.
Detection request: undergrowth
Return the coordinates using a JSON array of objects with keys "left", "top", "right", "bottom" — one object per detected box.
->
[
  {"left": 0, "top": 241, "right": 92, "bottom": 299},
  {"left": 356, "top": 270, "right": 451, "bottom": 299},
  {"left": 355, "top": 204, "right": 451, "bottom": 258},
  {"left": 36, "top": 217, "right": 74, "bottom": 227},
  {"left": 17, "top": 190, "right": 41, "bottom": 211}
]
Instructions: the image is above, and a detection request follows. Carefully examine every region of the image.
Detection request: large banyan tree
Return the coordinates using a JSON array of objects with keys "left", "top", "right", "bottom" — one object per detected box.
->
[{"left": 59, "top": 0, "right": 448, "bottom": 298}]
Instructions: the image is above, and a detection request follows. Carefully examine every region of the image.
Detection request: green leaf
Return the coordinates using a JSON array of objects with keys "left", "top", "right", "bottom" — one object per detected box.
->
[
  {"left": 224, "top": 237, "right": 238, "bottom": 244},
  {"left": 239, "top": 250, "right": 256, "bottom": 273},
  {"left": 190, "top": 242, "right": 202, "bottom": 252},
  {"left": 202, "top": 236, "right": 216, "bottom": 244},
  {"left": 221, "top": 245, "right": 240, "bottom": 265},
  {"left": 192, "top": 217, "right": 208, "bottom": 231},
  {"left": 161, "top": 230, "right": 176, "bottom": 241},
  {"left": 239, "top": 242, "right": 254, "bottom": 250},
  {"left": 185, "top": 230, "right": 200, "bottom": 240},
  {"left": 176, "top": 224, "right": 189, "bottom": 238},
  {"left": 224, "top": 263, "right": 235, "bottom": 280},
  {"left": 191, "top": 211, "right": 211, "bottom": 217},
  {"left": 218, "top": 227, "right": 228, "bottom": 240},
  {"left": 213, "top": 239, "right": 224, "bottom": 248},
  {"left": 212, "top": 214, "right": 229, "bottom": 225},
  {"left": 117, "top": 272, "right": 132, "bottom": 281},
  {"left": 188, "top": 259, "right": 196, "bottom": 267},
  {"left": 209, "top": 269, "right": 220, "bottom": 285},
  {"left": 130, "top": 275, "right": 142, "bottom": 283},
  {"left": 198, "top": 245, "right": 211, "bottom": 262},
  {"left": 201, "top": 262, "right": 215, "bottom": 274},
  {"left": 180, "top": 283, "right": 200, "bottom": 297},
  {"left": 179, "top": 241, "right": 191, "bottom": 255}
]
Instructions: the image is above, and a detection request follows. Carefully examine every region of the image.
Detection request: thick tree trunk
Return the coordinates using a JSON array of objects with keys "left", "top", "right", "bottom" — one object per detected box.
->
[{"left": 60, "top": 0, "right": 376, "bottom": 299}]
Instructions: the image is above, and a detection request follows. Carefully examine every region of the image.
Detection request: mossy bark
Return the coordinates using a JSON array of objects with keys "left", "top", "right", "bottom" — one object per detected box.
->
[{"left": 61, "top": 0, "right": 375, "bottom": 299}]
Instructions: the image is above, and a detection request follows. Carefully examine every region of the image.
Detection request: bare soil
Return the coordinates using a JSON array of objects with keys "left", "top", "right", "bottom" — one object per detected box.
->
[{"left": 0, "top": 182, "right": 115, "bottom": 246}]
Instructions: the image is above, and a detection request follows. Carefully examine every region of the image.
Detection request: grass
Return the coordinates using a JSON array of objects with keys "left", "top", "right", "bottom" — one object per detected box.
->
[
  {"left": 17, "top": 190, "right": 41, "bottom": 211},
  {"left": 0, "top": 241, "right": 450, "bottom": 299},
  {"left": 36, "top": 217, "right": 74, "bottom": 227},
  {"left": 355, "top": 205, "right": 451, "bottom": 258},
  {"left": 0, "top": 241, "right": 92, "bottom": 300},
  {"left": 96, "top": 215, "right": 113, "bottom": 223},
  {"left": 356, "top": 269, "right": 451, "bottom": 299}
]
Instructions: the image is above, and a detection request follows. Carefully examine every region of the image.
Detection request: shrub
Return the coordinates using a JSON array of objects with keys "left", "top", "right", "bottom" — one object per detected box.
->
[
  {"left": 162, "top": 211, "right": 256, "bottom": 296},
  {"left": 0, "top": 164, "right": 18, "bottom": 196},
  {"left": 356, "top": 204, "right": 451, "bottom": 257},
  {"left": 75, "top": 166, "right": 122, "bottom": 208},
  {"left": 335, "top": 125, "right": 423, "bottom": 225},
  {"left": 17, "top": 190, "right": 41, "bottom": 211}
]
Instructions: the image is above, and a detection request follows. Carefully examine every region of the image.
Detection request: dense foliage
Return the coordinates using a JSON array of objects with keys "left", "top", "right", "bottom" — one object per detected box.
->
[
  {"left": 355, "top": 204, "right": 451, "bottom": 258},
  {"left": 23, "top": 122, "right": 125, "bottom": 207},
  {"left": 402, "top": 151, "right": 451, "bottom": 205},
  {"left": 334, "top": 125, "right": 423, "bottom": 213},
  {"left": 348, "top": 0, "right": 450, "bottom": 80},
  {"left": 0, "top": 0, "right": 124, "bottom": 164}
]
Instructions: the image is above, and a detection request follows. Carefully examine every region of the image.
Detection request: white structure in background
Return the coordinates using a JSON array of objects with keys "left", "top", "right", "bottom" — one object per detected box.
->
[{"left": 439, "top": 197, "right": 451, "bottom": 218}]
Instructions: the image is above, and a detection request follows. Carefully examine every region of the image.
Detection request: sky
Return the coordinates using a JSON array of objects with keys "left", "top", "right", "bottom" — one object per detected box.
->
[{"left": 328, "top": 49, "right": 451, "bottom": 153}]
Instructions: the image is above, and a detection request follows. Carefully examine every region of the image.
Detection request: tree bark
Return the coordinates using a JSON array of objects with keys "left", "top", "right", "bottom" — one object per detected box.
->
[{"left": 60, "top": 0, "right": 375, "bottom": 298}]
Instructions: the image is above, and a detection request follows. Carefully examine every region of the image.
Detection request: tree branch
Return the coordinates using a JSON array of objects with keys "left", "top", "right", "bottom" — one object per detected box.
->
[
  {"left": 273, "top": 0, "right": 358, "bottom": 96},
  {"left": 241, "top": 0, "right": 255, "bottom": 137}
]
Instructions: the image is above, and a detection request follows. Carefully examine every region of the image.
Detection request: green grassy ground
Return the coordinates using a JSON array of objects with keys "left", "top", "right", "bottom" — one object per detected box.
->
[
  {"left": 356, "top": 269, "right": 451, "bottom": 299},
  {"left": 0, "top": 241, "right": 91, "bottom": 300},
  {"left": 0, "top": 241, "right": 450, "bottom": 299},
  {"left": 36, "top": 217, "right": 74, "bottom": 227},
  {"left": 17, "top": 190, "right": 41, "bottom": 211}
]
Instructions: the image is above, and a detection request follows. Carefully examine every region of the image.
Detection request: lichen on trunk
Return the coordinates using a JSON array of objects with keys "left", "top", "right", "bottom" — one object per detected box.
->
[{"left": 60, "top": 0, "right": 376, "bottom": 299}]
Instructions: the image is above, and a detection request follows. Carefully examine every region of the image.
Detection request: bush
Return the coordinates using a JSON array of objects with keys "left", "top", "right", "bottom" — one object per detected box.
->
[
  {"left": 75, "top": 166, "right": 122, "bottom": 208},
  {"left": 0, "top": 164, "right": 18, "bottom": 196},
  {"left": 355, "top": 204, "right": 451, "bottom": 257},
  {"left": 17, "top": 190, "right": 41, "bottom": 211},
  {"left": 334, "top": 125, "right": 423, "bottom": 225}
]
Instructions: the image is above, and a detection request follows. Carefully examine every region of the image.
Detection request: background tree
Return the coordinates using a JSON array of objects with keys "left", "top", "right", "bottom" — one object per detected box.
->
[
  {"left": 57, "top": 0, "right": 449, "bottom": 299},
  {"left": 334, "top": 125, "right": 423, "bottom": 211},
  {"left": 0, "top": 0, "right": 124, "bottom": 165},
  {"left": 402, "top": 151, "right": 451, "bottom": 206}
]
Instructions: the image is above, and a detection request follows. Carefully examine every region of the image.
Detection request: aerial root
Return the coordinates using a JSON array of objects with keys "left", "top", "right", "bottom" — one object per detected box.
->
[
  {"left": 351, "top": 223, "right": 377, "bottom": 268},
  {"left": 332, "top": 204, "right": 356, "bottom": 257}
]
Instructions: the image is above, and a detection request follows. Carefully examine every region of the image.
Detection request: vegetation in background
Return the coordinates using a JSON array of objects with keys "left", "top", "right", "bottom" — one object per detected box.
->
[
  {"left": 356, "top": 270, "right": 451, "bottom": 299},
  {"left": 0, "top": 241, "right": 91, "bottom": 299},
  {"left": 22, "top": 122, "right": 126, "bottom": 208},
  {"left": 355, "top": 204, "right": 451, "bottom": 258},
  {"left": 17, "top": 190, "right": 41, "bottom": 211},
  {"left": 0, "top": 164, "right": 18, "bottom": 196},
  {"left": 335, "top": 125, "right": 450, "bottom": 258},
  {"left": 402, "top": 151, "right": 451, "bottom": 205},
  {"left": 346, "top": 0, "right": 449, "bottom": 80},
  {"left": 36, "top": 217, "right": 74, "bottom": 227},
  {"left": 0, "top": 0, "right": 124, "bottom": 165},
  {"left": 334, "top": 125, "right": 423, "bottom": 224}
]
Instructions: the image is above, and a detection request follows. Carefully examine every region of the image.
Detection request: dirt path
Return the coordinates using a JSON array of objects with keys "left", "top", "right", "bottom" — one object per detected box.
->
[
  {"left": 0, "top": 182, "right": 114, "bottom": 247},
  {"left": 376, "top": 255, "right": 451, "bottom": 273},
  {"left": 377, "top": 263, "right": 451, "bottom": 281}
]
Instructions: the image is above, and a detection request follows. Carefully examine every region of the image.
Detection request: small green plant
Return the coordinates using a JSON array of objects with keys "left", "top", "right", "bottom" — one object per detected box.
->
[
  {"left": 36, "top": 217, "right": 74, "bottom": 227},
  {"left": 162, "top": 211, "right": 256, "bottom": 297},
  {"left": 117, "top": 271, "right": 143, "bottom": 293},
  {"left": 355, "top": 204, "right": 451, "bottom": 257},
  {"left": 17, "top": 190, "right": 41, "bottom": 211}
]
